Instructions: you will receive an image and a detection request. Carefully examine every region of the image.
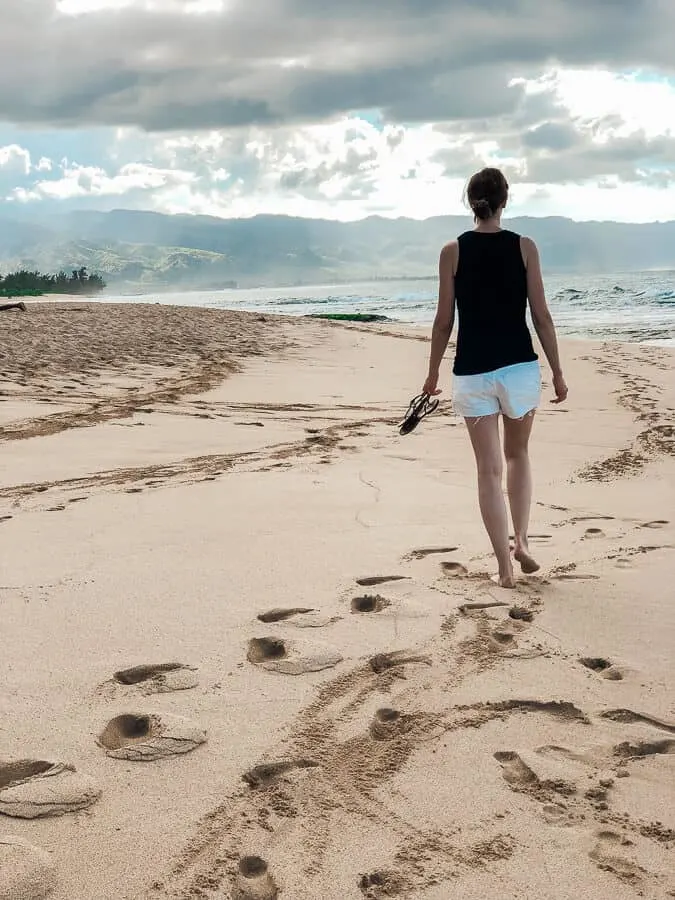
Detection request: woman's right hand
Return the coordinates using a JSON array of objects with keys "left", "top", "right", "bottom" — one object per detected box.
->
[
  {"left": 551, "top": 372, "right": 568, "bottom": 404},
  {"left": 423, "top": 373, "right": 442, "bottom": 396}
]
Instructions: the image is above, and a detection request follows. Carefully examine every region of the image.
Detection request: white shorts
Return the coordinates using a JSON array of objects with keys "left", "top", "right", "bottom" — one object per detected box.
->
[{"left": 452, "top": 361, "right": 541, "bottom": 419}]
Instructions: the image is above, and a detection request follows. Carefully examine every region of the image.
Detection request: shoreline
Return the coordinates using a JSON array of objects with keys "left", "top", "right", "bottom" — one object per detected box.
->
[
  {"left": 1, "top": 304, "right": 673, "bottom": 900},
  {"left": 13, "top": 297, "right": 675, "bottom": 349}
]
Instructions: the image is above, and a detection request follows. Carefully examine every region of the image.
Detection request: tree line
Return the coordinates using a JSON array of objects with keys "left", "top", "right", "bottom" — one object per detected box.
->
[{"left": 0, "top": 267, "right": 106, "bottom": 298}]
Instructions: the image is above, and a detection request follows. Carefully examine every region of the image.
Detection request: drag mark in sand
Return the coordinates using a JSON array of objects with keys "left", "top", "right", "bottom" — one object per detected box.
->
[
  {"left": 0, "top": 410, "right": 396, "bottom": 510},
  {"left": 149, "top": 631, "right": 595, "bottom": 900},
  {"left": 355, "top": 471, "right": 382, "bottom": 529},
  {"left": 577, "top": 347, "right": 675, "bottom": 481}
]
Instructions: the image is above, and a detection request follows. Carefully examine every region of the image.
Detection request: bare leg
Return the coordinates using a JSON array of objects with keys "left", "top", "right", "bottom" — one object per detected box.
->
[
  {"left": 465, "top": 415, "right": 514, "bottom": 587},
  {"left": 503, "top": 411, "right": 539, "bottom": 574}
]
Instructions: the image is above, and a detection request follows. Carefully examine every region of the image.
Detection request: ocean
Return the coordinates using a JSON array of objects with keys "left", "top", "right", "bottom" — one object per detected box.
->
[{"left": 105, "top": 270, "right": 675, "bottom": 345}]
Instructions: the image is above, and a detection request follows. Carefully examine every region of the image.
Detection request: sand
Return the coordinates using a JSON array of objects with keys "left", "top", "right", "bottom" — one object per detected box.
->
[{"left": 0, "top": 303, "right": 673, "bottom": 900}]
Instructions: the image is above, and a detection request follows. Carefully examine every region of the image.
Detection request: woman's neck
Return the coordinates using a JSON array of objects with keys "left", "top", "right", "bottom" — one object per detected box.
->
[{"left": 474, "top": 215, "right": 502, "bottom": 233}]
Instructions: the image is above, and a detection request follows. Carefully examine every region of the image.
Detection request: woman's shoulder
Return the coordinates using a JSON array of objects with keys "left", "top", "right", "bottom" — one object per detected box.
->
[{"left": 441, "top": 238, "right": 460, "bottom": 256}]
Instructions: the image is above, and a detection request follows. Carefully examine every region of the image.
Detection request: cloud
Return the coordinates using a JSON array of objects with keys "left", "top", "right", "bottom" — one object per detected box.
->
[
  {"left": 12, "top": 160, "right": 197, "bottom": 205},
  {"left": 0, "top": 4, "right": 673, "bottom": 224},
  {"left": 0, "top": 0, "right": 673, "bottom": 131},
  {"left": 0, "top": 144, "right": 32, "bottom": 175}
]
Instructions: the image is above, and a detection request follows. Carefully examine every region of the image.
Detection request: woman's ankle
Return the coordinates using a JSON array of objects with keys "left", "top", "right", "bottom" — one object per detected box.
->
[
  {"left": 498, "top": 557, "right": 514, "bottom": 580},
  {"left": 513, "top": 533, "right": 529, "bottom": 552}
]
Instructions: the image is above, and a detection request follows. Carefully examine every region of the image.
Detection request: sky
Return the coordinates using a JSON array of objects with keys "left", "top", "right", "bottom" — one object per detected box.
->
[{"left": 1, "top": 0, "right": 675, "bottom": 223}]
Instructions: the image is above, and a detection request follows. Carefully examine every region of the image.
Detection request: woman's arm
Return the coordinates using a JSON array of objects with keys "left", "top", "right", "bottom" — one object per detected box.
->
[
  {"left": 522, "top": 236, "right": 568, "bottom": 403},
  {"left": 423, "top": 242, "right": 456, "bottom": 395}
]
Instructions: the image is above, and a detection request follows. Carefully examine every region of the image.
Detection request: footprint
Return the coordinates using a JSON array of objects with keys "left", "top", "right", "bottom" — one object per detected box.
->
[
  {"left": 257, "top": 608, "right": 315, "bottom": 623},
  {"left": 583, "top": 527, "right": 605, "bottom": 539},
  {"left": 256, "top": 608, "right": 337, "bottom": 628},
  {"left": 492, "top": 699, "right": 589, "bottom": 722},
  {"left": 359, "top": 870, "right": 406, "bottom": 898},
  {"left": 494, "top": 751, "right": 538, "bottom": 787},
  {"left": 113, "top": 663, "right": 198, "bottom": 694},
  {"left": 612, "top": 739, "right": 675, "bottom": 759},
  {"left": 242, "top": 759, "right": 320, "bottom": 790},
  {"left": 97, "top": 713, "right": 207, "bottom": 761},
  {"left": 47, "top": 505, "right": 65, "bottom": 512},
  {"left": 579, "top": 658, "right": 623, "bottom": 681},
  {"left": 550, "top": 573, "right": 600, "bottom": 581},
  {"left": 351, "top": 594, "right": 390, "bottom": 613},
  {"left": 601, "top": 709, "right": 675, "bottom": 734},
  {"left": 440, "top": 561, "right": 469, "bottom": 577},
  {"left": 68, "top": 497, "right": 88, "bottom": 504},
  {"left": 640, "top": 520, "right": 669, "bottom": 529},
  {"left": 489, "top": 626, "right": 518, "bottom": 650},
  {"left": 369, "top": 708, "right": 409, "bottom": 741},
  {"left": 246, "top": 637, "right": 342, "bottom": 675},
  {"left": 542, "top": 803, "right": 579, "bottom": 826},
  {"left": 0, "top": 515, "right": 12, "bottom": 524},
  {"left": 0, "top": 760, "right": 100, "bottom": 820},
  {"left": 571, "top": 516, "right": 615, "bottom": 523},
  {"left": 494, "top": 750, "right": 577, "bottom": 798},
  {"left": 404, "top": 546, "right": 458, "bottom": 560},
  {"left": 509, "top": 606, "right": 534, "bottom": 623},
  {"left": 0, "top": 834, "right": 56, "bottom": 900},
  {"left": 368, "top": 650, "right": 432, "bottom": 674},
  {"left": 233, "top": 856, "right": 278, "bottom": 900},
  {"left": 589, "top": 831, "right": 643, "bottom": 883},
  {"left": 356, "top": 576, "right": 408, "bottom": 587},
  {"left": 459, "top": 601, "right": 509, "bottom": 613},
  {"left": 125, "top": 487, "right": 143, "bottom": 494}
]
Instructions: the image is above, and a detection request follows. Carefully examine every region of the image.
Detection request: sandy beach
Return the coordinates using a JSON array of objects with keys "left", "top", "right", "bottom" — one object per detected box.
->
[{"left": 1, "top": 302, "right": 673, "bottom": 900}]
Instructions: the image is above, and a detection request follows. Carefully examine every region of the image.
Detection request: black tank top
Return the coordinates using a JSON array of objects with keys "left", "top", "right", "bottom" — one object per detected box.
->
[{"left": 453, "top": 229, "right": 538, "bottom": 376}]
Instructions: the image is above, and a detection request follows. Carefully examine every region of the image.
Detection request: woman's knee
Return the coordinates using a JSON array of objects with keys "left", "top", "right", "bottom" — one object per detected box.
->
[
  {"left": 477, "top": 459, "right": 503, "bottom": 480},
  {"left": 504, "top": 444, "right": 529, "bottom": 463}
]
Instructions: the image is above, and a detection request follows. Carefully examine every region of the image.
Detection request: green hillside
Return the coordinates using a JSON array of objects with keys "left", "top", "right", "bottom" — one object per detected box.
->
[{"left": 2, "top": 209, "right": 675, "bottom": 291}]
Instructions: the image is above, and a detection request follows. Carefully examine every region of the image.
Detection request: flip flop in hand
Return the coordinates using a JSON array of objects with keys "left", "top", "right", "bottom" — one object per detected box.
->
[{"left": 398, "top": 392, "right": 439, "bottom": 435}]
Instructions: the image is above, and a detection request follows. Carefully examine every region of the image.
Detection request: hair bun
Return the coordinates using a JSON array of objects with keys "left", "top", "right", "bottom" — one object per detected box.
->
[{"left": 472, "top": 198, "right": 493, "bottom": 220}]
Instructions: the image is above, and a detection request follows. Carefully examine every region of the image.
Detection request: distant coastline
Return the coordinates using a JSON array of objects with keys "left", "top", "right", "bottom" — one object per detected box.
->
[{"left": 4, "top": 209, "right": 675, "bottom": 292}]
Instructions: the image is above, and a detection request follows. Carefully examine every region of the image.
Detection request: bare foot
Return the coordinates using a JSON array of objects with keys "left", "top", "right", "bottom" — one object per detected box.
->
[
  {"left": 491, "top": 572, "right": 517, "bottom": 589},
  {"left": 514, "top": 545, "right": 540, "bottom": 575}
]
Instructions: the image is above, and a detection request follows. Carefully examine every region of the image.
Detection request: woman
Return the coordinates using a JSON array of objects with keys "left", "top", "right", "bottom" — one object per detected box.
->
[{"left": 423, "top": 167, "right": 568, "bottom": 587}]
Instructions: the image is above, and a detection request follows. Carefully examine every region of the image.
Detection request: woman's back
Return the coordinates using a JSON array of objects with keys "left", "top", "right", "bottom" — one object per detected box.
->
[{"left": 453, "top": 229, "right": 536, "bottom": 376}]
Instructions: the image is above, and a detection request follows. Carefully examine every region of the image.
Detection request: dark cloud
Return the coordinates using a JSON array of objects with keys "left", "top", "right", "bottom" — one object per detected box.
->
[
  {"left": 522, "top": 122, "right": 579, "bottom": 151},
  {"left": 0, "top": 0, "right": 671, "bottom": 131},
  {"left": 524, "top": 129, "right": 675, "bottom": 184}
]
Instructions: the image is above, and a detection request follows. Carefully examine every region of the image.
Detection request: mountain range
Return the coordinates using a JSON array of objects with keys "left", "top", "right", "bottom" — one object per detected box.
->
[{"left": 1, "top": 208, "right": 675, "bottom": 291}]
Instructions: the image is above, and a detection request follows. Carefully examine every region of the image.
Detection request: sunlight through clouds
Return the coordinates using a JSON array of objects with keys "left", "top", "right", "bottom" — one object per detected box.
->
[{"left": 4, "top": 1, "right": 675, "bottom": 222}]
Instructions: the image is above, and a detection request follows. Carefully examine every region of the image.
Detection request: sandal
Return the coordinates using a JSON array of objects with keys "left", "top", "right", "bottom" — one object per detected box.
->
[{"left": 398, "top": 392, "right": 439, "bottom": 435}]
